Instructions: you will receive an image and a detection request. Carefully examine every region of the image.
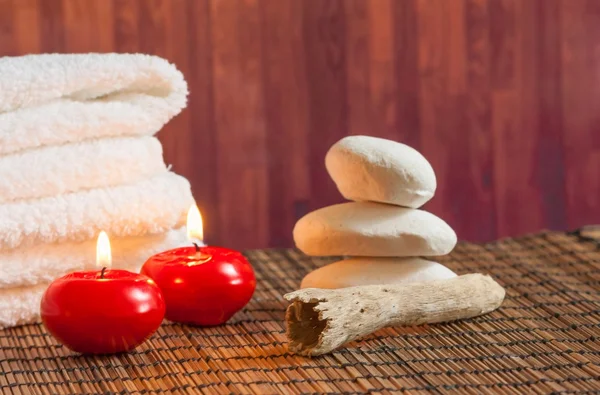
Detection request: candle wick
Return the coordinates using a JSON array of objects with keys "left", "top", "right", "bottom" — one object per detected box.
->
[
  {"left": 193, "top": 242, "right": 200, "bottom": 252},
  {"left": 100, "top": 267, "right": 107, "bottom": 279}
]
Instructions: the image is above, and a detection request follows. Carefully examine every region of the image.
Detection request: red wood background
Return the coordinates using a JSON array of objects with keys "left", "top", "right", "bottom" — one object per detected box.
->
[{"left": 1, "top": 0, "right": 599, "bottom": 250}]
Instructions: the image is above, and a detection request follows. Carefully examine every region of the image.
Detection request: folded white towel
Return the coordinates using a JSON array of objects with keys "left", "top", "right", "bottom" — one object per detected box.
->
[
  {"left": 0, "top": 227, "right": 188, "bottom": 289},
  {"left": 0, "top": 136, "right": 167, "bottom": 204},
  {"left": 0, "top": 53, "right": 187, "bottom": 155},
  {"left": 0, "top": 172, "right": 193, "bottom": 251},
  {"left": 0, "top": 227, "right": 189, "bottom": 328},
  {"left": 0, "top": 283, "right": 48, "bottom": 328}
]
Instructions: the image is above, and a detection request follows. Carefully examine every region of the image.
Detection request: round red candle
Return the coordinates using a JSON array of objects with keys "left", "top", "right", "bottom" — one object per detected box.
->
[
  {"left": 141, "top": 204, "right": 256, "bottom": 326},
  {"left": 40, "top": 232, "right": 165, "bottom": 354},
  {"left": 141, "top": 245, "right": 256, "bottom": 326}
]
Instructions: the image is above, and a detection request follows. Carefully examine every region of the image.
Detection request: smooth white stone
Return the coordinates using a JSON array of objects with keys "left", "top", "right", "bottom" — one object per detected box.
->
[
  {"left": 300, "top": 257, "right": 457, "bottom": 289},
  {"left": 325, "top": 135, "right": 436, "bottom": 208},
  {"left": 293, "top": 202, "right": 457, "bottom": 257}
]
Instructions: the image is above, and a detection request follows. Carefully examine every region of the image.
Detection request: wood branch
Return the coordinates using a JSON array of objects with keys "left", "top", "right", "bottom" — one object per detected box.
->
[{"left": 284, "top": 273, "right": 505, "bottom": 356}]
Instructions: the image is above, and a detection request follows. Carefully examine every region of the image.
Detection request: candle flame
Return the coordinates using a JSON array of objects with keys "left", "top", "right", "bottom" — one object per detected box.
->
[
  {"left": 96, "top": 231, "right": 112, "bottom": 269},
  {"left": 187, "top": 204, "right": 204, "bottom": 243}
]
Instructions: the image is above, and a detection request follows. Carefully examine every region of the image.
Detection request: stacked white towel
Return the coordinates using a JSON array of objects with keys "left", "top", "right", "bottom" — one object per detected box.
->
[{"left": 0, "top": 54, "right": 195, "bottom": 328}]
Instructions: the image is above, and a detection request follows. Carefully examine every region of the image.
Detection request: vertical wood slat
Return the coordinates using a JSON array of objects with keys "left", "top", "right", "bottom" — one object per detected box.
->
[
  {"left": 302, "top": 0, "right": 348, "bottom": 211},
  {"left": 138, "top": 0, "right": 170, "bottom": 59},
  {"left": 464, "top": 0, "right": 496, "bottom": 241},
  {"left": 534, "top": 0, "right": 568, "bottom": 231},
  {"left": 344, "top": 0, "right": 370, "bottom": 138},
  {"left": 561, "top": 0, "right": 600, "bottom": 230},
  {"left": 367, "top": 0, "right": 398, "bottom": 141},
  {"left": 0, "top": 0, "right": 15, "bottom": 56},
  {"left": 62, "top": 0, "right": 113, "bottom": 53},
  {"left": 415, "top": 0, "right": 450, "bottom": 220},
  {"left": 493, "top": 0, "right": 522, "bottom": 238},
  {"left": 186, "top": 0, "right": 219, "bottom": 243},
  {"left": 39, "top": 0, "right": 64, "bottom": 52},
  {"left": 211, "top": 0, "right": 269, "bottom": 250},
  {"left": 0, "top": 0, "right": 599, "bottom": 248},
  {"left": 393, "top": 0, "right": 421, "bottom": 150},
  {"left": 113, "top": 0, "right": 140, "bottom": 53},
  {"left": 209, "top": 0, "right": 238, "bottom": 247},
  {"left": 417, "top": 0, "right": 497, "bottom": 241},
  {"left": 11, "top": 0, "right": 40, "bottom": 55},
  {"left": 235, "top": 0, "right": 269, "bottom": 250},
  {"left": 260, "top": 0, "right": 311, "bottom": 248},
  {"left": 489, "top": 0, "right": 515, "bottom": 90},
  {"left": 163, "top": 0, "right": 191, "bottom": 177},
  {"left": 493, "top": 0, "right": 547, "bottom": 238}
]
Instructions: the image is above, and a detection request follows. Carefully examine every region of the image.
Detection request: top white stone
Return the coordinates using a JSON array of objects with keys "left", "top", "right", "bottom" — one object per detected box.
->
[{"left": 325, "top": 135, "right": 436, "bottom": 208}]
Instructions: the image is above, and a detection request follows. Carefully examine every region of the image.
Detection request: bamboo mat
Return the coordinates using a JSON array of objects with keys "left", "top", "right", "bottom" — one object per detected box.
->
[{"left": 1, "top": 228, "right": 600, "bottom": 394}]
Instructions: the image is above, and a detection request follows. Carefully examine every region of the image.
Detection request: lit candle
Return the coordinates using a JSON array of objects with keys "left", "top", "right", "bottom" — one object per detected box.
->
[
  {"left": 141, "top": 204, "right": 256, "bottom": 326},
  {"left": 40, "top": 232, "right": 166, "bottom": 354}
]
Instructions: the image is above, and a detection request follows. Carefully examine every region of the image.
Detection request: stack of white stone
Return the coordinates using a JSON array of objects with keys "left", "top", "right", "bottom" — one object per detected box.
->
[{"left": 293, "top": 136, "right": 458, "bottom": 289}]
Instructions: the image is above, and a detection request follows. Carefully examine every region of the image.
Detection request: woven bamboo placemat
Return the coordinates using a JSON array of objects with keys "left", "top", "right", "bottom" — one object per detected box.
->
[{"left": 1, "top": 228, "right": 600, "bottom": 394}]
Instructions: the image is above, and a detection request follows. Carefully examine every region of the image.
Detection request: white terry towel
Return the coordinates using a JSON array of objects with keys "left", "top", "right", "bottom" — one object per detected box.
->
[
  {"left": 0, "top": 136, "right": 167, "bottom": 204},
  {"left": 0, "top": 283, "right": 49, "bottom": 328},
  {"left": 0, "top": 227, "right": 189, "bottom": 328},
  {"left": 0, "top": 227, "right": 188, "bottom": 289},
  {"left": 0, "top": 172, "right": 193, "bottom": 251},
  {"left": 0, "top": 53, "right": 187, "bottom": 155}
]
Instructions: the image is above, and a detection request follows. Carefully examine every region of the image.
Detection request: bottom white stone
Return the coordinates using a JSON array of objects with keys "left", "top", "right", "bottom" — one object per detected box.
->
[{"left": 300, "top": 257, "right": 457, "bottom": 289}]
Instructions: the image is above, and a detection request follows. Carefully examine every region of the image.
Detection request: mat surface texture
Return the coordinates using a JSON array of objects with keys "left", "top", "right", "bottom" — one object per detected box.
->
[{"left": 1, "top": 228, "right": 600, "bottom": 394}]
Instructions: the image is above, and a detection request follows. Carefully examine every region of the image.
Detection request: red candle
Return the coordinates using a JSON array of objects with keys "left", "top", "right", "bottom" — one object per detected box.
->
[
  {"left": 141, "top": 205, "right": 256, "bottom": 326},
  {"left": 41, "top": 232, "right": 165, "bottom": 354}
]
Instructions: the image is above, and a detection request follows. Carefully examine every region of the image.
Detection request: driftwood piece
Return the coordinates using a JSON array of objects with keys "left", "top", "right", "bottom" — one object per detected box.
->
[{"left": 284, "top": 273, "right": 505, "bottom": 356}]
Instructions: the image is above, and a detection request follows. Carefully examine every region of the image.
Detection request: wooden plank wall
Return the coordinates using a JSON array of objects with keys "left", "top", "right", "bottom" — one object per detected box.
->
[{"left": 1, "top": 0, "right": 599, "bottom": 250}]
